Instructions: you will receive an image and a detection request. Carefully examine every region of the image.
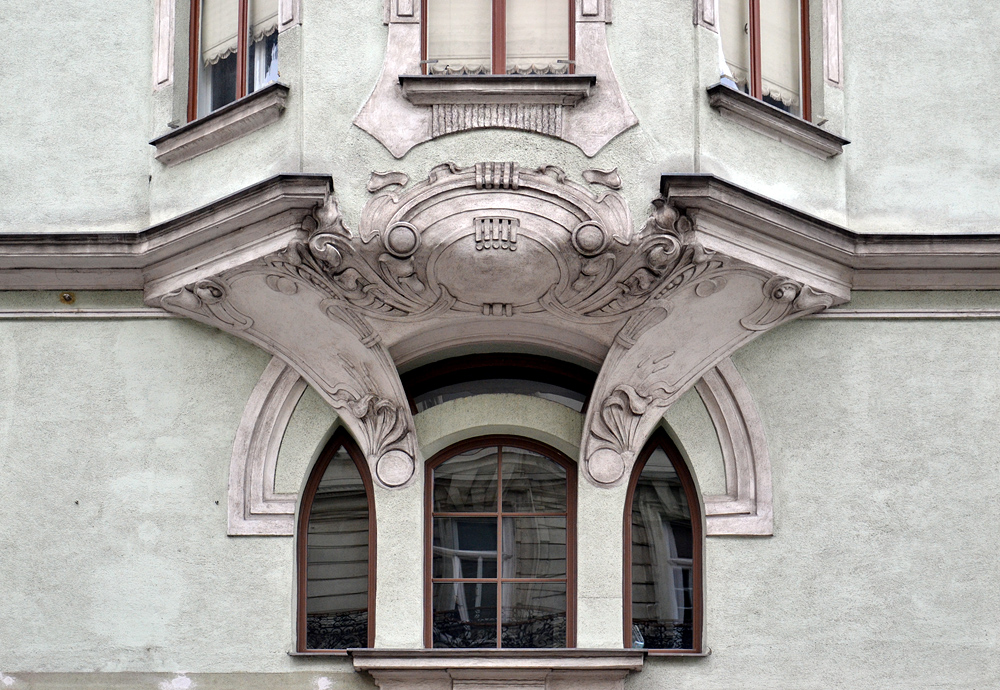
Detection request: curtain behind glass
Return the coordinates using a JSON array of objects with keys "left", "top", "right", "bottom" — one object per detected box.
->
[
  {"left": 759, "top": 0, "right": 801, "bottom": 112},
  {"left": 426, "top": 0, "right": 491, "bottom": 74},
  {"left": 718, "top": 0, "right": 801, "bottom": 113},
  {"left": 505, "top": 0, "right": 569, "bottom": 74},
  {"left": 305, "top": 447, "right": 370, "bottom": 650}
]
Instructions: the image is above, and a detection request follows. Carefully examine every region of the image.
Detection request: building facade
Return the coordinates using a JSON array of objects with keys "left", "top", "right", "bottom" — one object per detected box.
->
[{"left": 1, "top": 0, "right": 999, "bottom": 688}]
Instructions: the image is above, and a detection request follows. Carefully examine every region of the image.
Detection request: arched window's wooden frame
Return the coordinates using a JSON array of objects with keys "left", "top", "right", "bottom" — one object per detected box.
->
[
  {"left": 623, "top": 429, "right": 704, "bottom": 653},
  {"left": 424, "top": 435, "right": 577, "bottom": 648},
  {"left": 296, "top": 428, "right": 376, "bottom": 652},
  {"left": 420, "top": 0, "right": 576, "bottom": 75}
]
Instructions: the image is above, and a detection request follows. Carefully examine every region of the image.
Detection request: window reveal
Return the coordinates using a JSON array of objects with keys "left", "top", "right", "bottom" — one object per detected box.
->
[
  {"left": 423, "top": 0, "right": 573, "bottom": 75},
  {"left": 719, "top": 0, "right": 811, "bottom": 119},
  {"left": 426, "top": 438, "right": 576, "bottom": 648},
  {"left": 188, "top": 0, "right": 280, "bottom": 120}
]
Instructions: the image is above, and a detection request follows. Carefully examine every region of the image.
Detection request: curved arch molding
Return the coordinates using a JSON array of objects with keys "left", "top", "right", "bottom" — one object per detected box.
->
[
  {"left": 228, "top": 355, "right": 773, "bottom": 536},
  {"left": 136, "top": 165, "right": 851, "bottom": 497}
]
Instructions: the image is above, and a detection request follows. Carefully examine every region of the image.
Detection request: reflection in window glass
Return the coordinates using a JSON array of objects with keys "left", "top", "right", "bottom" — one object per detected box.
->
[
  {"left": 430, "top": 440, "right": 572, "bottom": 648},
  {"left": 630, "top": 448, "right": 694, "bottom": 650},
  {"left": 304, "top": 445, "right": 370, "bottom": 649}
]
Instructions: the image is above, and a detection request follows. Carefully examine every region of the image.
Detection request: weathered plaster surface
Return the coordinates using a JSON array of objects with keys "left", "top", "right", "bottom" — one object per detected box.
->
[
  {"left": 275, "top": 385, "right": 338, "bottom": 495},
  {"left": 632, "top": 314, "right": 1000, "bottom": 688}
]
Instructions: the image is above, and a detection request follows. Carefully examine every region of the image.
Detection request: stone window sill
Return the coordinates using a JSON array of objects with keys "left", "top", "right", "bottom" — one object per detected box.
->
[
  {"left": 398, "top": 74, "right": 597, "bottom": 106},
  {"left": 350, "top": 649, "right": 646, "bottom": 690},
  {"left": 707, "top": 83, "right": 849, "bottom": 159},
  {"left": 150, "top": 82, "right": 290, "bottom": 166}
]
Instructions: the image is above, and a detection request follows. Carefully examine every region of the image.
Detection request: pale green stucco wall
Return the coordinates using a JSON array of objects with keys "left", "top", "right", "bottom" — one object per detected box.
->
[{"left": 4, "top": 1, "right": 999, "bottom": 235}]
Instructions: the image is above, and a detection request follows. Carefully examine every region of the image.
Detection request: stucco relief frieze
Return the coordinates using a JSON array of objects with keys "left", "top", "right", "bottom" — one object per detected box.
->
[{"left": 145, "top": 164, "right": 848, "bottom": 492}]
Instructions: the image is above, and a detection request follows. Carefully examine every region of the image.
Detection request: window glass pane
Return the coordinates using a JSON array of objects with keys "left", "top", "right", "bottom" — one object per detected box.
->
[
  {"left": 426, "top": 0, "right": 491, "bottom": 74},
  {"left": 305, "top": 446, "right": 369, "bottom": 649},
  {"left": 198, "top": 0, "right": 239, "bottom": 116},
  {"left": 501, "top": 447, "right": 566, "bottom": 513},
  {"left": 500, "top": 582, "right": 566, "bottom": 648},
  {"left": 505, "top": 0, "right": 569, "bottom": 74},
  {"left": 433, "top": 582, "right": 498, "bottom": 647},
  {"left": 433, "top": 517, "right": 498, "bottom": 578},
  {"left": 248, "top": 0, "right": 279, "bottom": 94},
  {"left": 760, "top": 0, "right": 802, "bottom": 114},
  {"left": 434, "top": 446, "right": 499, "bottom": 512},
  {"left": 503, "top": 517, "right": 566, "bottom": 578},
  {"left": 413, "top": 379, "right": 586, "bottom": 414},
  {"left": 719, "top": 0, "right": 751, "bottom": 92},
  {"left": 630, "top": 448, "right": 693, "bottom": 650}
]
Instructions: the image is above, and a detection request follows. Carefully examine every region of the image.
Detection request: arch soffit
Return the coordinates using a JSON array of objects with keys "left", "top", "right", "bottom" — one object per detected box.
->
[
  {"left": 227, "top": 355, "right": 771, "bottom": 537},
  {"left": 145, "top": 163, "right": 845, "bottom": 506}
]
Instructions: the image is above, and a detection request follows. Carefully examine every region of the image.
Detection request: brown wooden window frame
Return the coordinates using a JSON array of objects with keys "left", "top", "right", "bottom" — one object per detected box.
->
[
  {"left": 622, "top": 428, "right": 704, "bottom": 654},
  {"left": 424, "top": 435, "right": 578, "bottom": 648},
  {"left": 186, "top": 0, "right": 252, "bottom": 122},
  {"left": 296, "top": 428, "right": 377, "bottom": 653},
  {"left": 419, "top": 0, "right": 576, "bottom": 76},
  {"left": 745, "top": 0, "right": 812, "bottom": 121}
]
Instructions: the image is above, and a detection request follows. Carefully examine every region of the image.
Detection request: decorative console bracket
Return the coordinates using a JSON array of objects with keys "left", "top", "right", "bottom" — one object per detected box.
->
[{"left": 133, "top": 164, "right": 850, "bottom": 489}]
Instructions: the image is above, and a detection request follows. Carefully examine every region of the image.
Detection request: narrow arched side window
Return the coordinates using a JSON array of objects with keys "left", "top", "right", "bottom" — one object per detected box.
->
[
  {"left": 623, "top": 429, "right": 703, "bottom": 653},
  {"left": 297, "top": 429, "right": 376, "bottom": 651},
  {"left": 425, "top": 436, "right": 577, "bottom": 649}
]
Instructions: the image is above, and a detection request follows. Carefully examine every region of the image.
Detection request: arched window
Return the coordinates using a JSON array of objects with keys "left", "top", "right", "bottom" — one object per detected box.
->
[
  {"left": 401, "top": 353, "right": 596, "bottom": 414},
  {"left": 297, "top": 429, "right": 375, "bottom": 651},
  {"left": 623, "top": 430, "right": 703, "bottom": 652},
  {"left": 426, "top": 437, "right": 576, "bottom": 648}
]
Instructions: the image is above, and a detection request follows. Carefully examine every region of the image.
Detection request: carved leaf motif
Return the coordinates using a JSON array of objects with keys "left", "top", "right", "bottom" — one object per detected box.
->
[
  {"left": 591, "top": 385, "right": 654, "bottom": 454},
  {"left": 160, "top": 277, "right": 253, "bottom": 331}
]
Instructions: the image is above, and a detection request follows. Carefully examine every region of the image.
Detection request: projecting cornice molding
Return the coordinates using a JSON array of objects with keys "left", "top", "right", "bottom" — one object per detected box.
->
[
  {"left": 6, "top": 171, "right": 1000, "bottom": 486},
  {"left": 661, "top": 174, "right": 1000, "bottom": 290}
]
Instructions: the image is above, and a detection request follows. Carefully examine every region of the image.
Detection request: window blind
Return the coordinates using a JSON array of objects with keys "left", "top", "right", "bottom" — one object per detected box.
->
[
  {"left": 201, "top": 0, "right": 239, "bottom": 65},
  {"left": 506, "top": 0, "right": 569, "bottom": 74},
  {"left": 426, "top": 0, "right": 492, "bottom": 74},
  {"left": 719, "top": 0, "right": 801, "bottom": 109}
]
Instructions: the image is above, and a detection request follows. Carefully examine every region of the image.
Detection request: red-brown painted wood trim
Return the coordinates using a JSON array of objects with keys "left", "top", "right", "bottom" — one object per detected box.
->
[
  {"left": 187, "top": 0, "right": 201, "bottom": 121},
  {"left": 424, "top": 436, "right": 577, "bottom": 648},
  {"left": 567, "top": 0, "right": 576, "bottom": 75},
  {"left": 622, "top": 428, "right": 704, "bottom": 653},
  {"left": 748, "top": 0, "right": 762, "bottom": 99},
  {"left": 236, "top": 0, "right": 249, "bottom": 98},
  {"left": 296, "top": 428, "right": 378, "bottom": 652},
  {"left": 421, "top": 0, "right": 428, "bottom": 74},
  {"left": 492, "top": 0, "right": 506, "bottom": 74},
  {"left": 800, "top": 0, "right": 812, "bottom": 121}
]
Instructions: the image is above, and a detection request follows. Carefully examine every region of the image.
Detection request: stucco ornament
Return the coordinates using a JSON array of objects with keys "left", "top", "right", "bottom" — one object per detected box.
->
[{"left": 148, "top": 164, "right": 845, "bottom": 489}]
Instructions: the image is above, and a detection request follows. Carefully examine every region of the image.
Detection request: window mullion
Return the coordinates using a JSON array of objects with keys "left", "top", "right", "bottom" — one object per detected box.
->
[
  {"left": 800, "top": 0, "right": 811, "bottom": 121},
  {"left": 492, "top": 0, "right": 506, "bottom": 75},
  {"left": 748, "top": 0, "right": 762, "bottom": 99},
  {"left": 236, "top": 0, "right": 249, "bottom": 98}
]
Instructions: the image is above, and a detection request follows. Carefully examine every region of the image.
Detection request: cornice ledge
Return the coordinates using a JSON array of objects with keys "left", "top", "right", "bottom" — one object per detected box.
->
[
  {"left": 351, "top": 649, "right": 645, "bottom": 690},
  {"left": 706, "top": 83, "right": 849, "bottom": 159},
  {"left": 661, "top": 174, "right": 1000, "bottom": 291},
  {"left": 0, "top": 174, "right": 332, "bottom": 290},
  {"left": 150, "top": 82, "right": 290, "bottom": 166},
  {"left": 399, "top": 74, "right": 597, "bottom": 106}
]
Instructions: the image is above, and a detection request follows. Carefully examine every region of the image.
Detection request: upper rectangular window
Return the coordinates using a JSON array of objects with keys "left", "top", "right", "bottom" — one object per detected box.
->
[
  {"left": 719, "top": 0, "right": 811, "bottom": 120},
  {"left": 422, "top": 0, "right": 574, "bottom": 75},
  {"left": 188, "top": 0, "right": 280, "bottom": 120}
]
